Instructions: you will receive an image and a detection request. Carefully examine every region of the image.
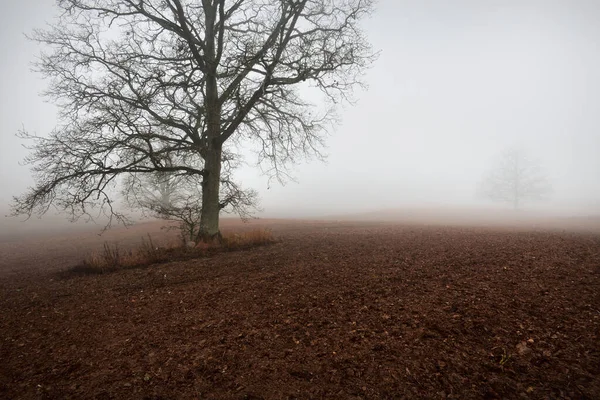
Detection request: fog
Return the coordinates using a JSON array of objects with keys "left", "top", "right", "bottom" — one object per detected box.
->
[{"left": 1, "top": 0, "right": 599, "bottom": 229}]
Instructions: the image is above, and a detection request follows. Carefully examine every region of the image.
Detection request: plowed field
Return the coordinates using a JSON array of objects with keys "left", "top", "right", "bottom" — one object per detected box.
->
[{"left": 1, "top": 219, "right": 599, "bottom": 399}]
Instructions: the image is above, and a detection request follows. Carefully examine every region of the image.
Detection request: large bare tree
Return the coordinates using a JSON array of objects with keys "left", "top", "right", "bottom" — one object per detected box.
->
[
  {"left": 478, "top": 147, "right": 552, "bottom": 210},
  {"left": 12, "top": 0, "right": 377, "bottom": 241}
]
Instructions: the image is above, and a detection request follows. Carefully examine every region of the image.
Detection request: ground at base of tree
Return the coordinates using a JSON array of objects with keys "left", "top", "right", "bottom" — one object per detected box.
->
[{"left": 0, "top": 221, "right": 599, "bottom": 399}]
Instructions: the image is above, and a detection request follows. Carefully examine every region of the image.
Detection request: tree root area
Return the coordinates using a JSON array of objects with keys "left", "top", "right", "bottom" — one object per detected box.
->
[{"left": 1, "top": 222, "right": 599, "bottom": 399}]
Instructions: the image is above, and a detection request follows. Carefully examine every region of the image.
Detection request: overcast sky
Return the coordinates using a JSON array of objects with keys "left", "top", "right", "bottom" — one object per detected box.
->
[{"left": 1, "top": 0, "right": 599, "bottom": 219}]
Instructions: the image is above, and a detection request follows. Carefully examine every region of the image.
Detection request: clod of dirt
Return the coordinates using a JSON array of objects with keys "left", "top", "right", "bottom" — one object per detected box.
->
[{"left": 516, "top": 341, "right": 532, "bottom": 356}]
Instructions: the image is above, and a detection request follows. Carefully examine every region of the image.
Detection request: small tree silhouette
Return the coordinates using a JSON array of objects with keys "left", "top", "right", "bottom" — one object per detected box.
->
[{"left": 478, "top": 148, "right": 552, "bottom": 210}]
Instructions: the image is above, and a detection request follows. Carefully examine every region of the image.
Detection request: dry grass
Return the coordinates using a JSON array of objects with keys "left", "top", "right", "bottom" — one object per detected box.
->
[
  {"left": 64, "top": 229, "right": 276, "bottom": 277},
  {"left": 221, "top": 228, "right": 275, "bottom": 248},
  {"left": 68, "top": 235, "right": 176, "bottom": 275}
]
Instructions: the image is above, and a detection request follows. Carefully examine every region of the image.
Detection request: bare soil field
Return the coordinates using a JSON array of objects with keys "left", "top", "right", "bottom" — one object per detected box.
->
[{"left": 0, "top": 217, "right": 599, "bottom": 399}]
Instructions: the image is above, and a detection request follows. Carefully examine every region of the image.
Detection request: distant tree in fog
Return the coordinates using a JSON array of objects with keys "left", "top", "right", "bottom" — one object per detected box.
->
[
  {"left": 122, "top": 154, "right": 258, "bottom": 243},
  {"left": 478, "top": 148, "right": 552, "bottom": 210}
]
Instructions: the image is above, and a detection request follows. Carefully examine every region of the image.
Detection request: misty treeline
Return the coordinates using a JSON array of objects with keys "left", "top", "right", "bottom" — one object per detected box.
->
[
  {"left": 478, "top": 147, "right": 552, "bottom": 210},
  {"left": 11, "top": 0, "right": 377, "bottom": 242}
]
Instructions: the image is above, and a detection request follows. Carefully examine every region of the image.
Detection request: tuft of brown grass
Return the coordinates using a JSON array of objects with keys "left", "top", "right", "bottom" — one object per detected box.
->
[
  {"left": 68, "top": 235, "right": 177, "bottom": 276},
  {"left": 221, "top": 228, "right": 275, "bottom": 249},
  {"left": 63, "top": 229, "right": 276, "bottom": 277}
]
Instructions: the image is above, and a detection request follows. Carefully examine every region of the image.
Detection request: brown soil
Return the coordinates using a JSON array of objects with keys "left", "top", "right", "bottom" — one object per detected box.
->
[{"left": 1, "top": 219, "right": 599, "bottom": 399}]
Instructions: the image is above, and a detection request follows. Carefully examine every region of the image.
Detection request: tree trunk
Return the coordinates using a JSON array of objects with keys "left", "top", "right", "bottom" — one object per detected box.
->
[
  {"left": 198, "top": 139, "right": 222, "bottom": 243},
  {"left": 197, "top": 2, "right": 221, "bottom": 243},
  {"left": 198, "top": 82, "right": 222, "bottom": 242},
  {"left": 513, "top": 181, "right": 520, "bottom": 210}
]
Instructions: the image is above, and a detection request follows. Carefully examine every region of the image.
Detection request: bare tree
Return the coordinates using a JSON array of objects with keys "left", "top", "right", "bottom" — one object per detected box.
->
[
  {"left": 11, "top": 0, "right": 377, "bottom": 242},
  {"left": 478, "top": 148, "right": 552, "bottom": 210}
]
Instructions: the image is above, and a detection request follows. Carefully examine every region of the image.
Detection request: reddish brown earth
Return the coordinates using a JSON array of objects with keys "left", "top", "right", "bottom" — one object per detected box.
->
[{"left": 0, "top": 218, "right": 599, "bottom": 399}]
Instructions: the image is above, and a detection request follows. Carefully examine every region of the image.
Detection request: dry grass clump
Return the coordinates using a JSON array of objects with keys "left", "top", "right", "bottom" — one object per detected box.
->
[
  {"left": 221, "top": 228, "right": 275, "bottom": 249},
  {"left": 68, "top": 235, "right": 176, "bottom": 275},
  {"left": 64, "top": 229, "right": 276, "bottom": 277}
]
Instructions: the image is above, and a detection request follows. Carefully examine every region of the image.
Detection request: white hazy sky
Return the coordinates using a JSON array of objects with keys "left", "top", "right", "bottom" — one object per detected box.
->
[{"left": 1, "top": 0, "right": 599, "bottom": 218}]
